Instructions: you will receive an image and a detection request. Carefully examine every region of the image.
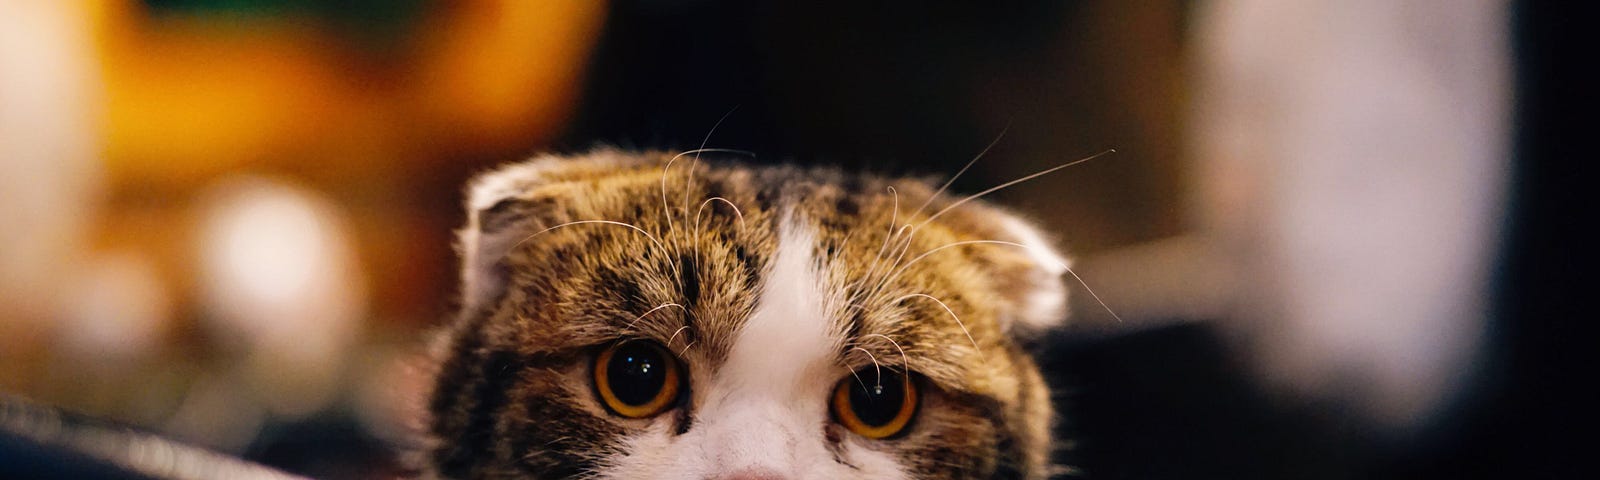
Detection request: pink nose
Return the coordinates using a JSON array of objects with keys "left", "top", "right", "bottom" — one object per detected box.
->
[{"left": 711, "top": 469, "right": 788, "bottom": 480}]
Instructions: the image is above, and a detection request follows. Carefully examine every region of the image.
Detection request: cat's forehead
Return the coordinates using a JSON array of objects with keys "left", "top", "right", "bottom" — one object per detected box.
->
[{"left": 478, "top": 151, "right": 1057, "bottom": 396}]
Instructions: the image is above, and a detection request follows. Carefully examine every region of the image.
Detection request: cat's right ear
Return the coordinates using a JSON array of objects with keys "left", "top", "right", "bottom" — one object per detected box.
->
[
  {"left": 459, "top": 160, "right": 550, "bottom": 315},
  {"left": 456, "top": 150, "right": 639, "bottom": 314}
]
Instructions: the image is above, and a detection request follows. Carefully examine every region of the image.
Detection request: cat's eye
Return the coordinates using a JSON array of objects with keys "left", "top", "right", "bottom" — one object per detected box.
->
[
  {"left": 593, "top": 341, "right": 683, "bottom": 418},
  {"left": 830, "top": 369, "right": 919, "bottom": 439}
]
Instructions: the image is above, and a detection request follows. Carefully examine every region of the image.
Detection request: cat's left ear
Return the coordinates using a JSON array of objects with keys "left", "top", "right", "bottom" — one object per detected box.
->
[{"left": 981, "top": 209, "right": 1073, "bottom": 339}]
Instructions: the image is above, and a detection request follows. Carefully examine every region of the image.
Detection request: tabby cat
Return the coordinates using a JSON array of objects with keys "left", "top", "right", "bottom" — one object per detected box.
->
[{"left": 422, "top": 149, "right": 1078, "bottom": 479}]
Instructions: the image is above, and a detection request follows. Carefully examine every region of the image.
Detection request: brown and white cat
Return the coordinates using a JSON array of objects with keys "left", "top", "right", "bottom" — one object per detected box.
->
[{"left": 421, "top": 149, "right": 1075, "bottom": 479}]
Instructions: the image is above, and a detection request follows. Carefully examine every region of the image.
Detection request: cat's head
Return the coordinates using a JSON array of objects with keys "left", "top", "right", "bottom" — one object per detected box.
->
[{"left": 423, "top": 149, "right": 1071, "bottom": 479}]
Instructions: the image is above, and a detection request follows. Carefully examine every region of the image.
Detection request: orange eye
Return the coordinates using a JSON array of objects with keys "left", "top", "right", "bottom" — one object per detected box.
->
[
  {"left": 830, "top": 369, "right": 919, "bottom": 439},
  {"left": 593, "top": 341, "right": 683, "bottom": 418}
]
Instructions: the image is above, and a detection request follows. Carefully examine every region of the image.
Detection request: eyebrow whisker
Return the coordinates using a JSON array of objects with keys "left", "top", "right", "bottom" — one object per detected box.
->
[
  {"left": 678, "top": 106, "right": 743, "bottom": 259},
  {"left": 625, "top": 302, "right": 689, "bottom": 331},
  {"left": 910, "top": 122, "right": 1012, "bottom": 218},
  {"left": 694, "top": 196, "right": 747, "bottom": 230},
  {"left": 888, "top": 293, "right": 985, "bottom": 363},
  {"left": 863, "top": 225, "right": 917, "bottom": 304},
  {"left": 919, "top": 149, "right": 1115, "bottom": 228},
  {"left": 513, "top": 220, "right": 682, "bottom": 283},
  {"left": 868, "top": 187, "right": 902, "bottom": 269},
  {"left": 680, "top": 106, "right": 743, "bottom": 227},
  {"left": 693, "top": 196, "right": 748, "bottom": 269},
  {"left": 849, "top": 346, "right": 883, "bottom": 389},
  {"left": 666, "top": 325, "right": 693, "bottom": 349},
  {"left": 852, "top": 220, "right": 912, "bottom": 307},
  {"left": 858, "top": 333, "right": 911, "bottom": 372},
  {"left": 888, "top": 239, "right": 1122, "bottom": 322},
  {"left": 838, "top": 357, "right": 870, "bottom": 392}
]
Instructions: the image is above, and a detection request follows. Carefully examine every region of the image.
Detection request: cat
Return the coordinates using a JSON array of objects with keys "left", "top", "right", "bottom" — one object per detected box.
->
[{"left": 420, "top": 148, "right": 1079, "bottom": 479}]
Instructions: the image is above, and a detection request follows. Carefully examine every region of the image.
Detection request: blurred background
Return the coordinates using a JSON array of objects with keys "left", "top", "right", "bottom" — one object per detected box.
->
[{"left": 0, "top": 0, "right": 1586, "bottom": 478}]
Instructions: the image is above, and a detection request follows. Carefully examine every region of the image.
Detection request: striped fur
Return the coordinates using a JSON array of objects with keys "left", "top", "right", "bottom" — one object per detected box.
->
[{"left": 423, "top": 149, "right": 1069, "bottom": 479}]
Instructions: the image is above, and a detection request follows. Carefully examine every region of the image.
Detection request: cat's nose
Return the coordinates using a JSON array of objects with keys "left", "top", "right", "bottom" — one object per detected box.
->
[{"left": 709, "top": 468, "right": 788, "bottom": 480}]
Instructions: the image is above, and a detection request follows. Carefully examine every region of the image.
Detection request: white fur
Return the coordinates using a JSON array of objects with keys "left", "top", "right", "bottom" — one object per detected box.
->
[
  {"left": 996, "top": 215, "right": 1071, "bottom": 333},
  {"left": 599, "top": 215, "right": 907, "bottom": 480}
]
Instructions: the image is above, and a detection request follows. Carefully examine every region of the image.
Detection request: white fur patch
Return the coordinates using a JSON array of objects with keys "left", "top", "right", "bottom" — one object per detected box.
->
[
  {"left": 598, "top": 214, "right": 907, "bottom": 480},
  {"left": 726, "top": 216, "right": 842, "bottom": 403},
  {"left": 997, "top": 215, "right": 1071, "bottom": 332}
]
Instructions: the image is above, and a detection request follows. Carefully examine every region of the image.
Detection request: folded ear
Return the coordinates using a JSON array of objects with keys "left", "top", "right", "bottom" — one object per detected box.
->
[
  {"left": 456, "top": 151, "right": 644, "bottom": 314},
  {"left": 992, "top": 214, "right": 1068, "bottom": 337},
  {"left": 1004, "top": 214, "right": 1072, "bottom": 335},
  {"left": 973, "top": 208, "right": 1073, "bottom": 339}
]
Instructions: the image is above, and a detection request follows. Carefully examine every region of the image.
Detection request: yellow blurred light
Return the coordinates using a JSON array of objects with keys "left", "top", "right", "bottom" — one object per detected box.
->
[
  {"left": 195, "top": 176, "right": 365, "bottom": 418},
  {"left": 92, "top": 0, "right": 607, "bottom": 186}
]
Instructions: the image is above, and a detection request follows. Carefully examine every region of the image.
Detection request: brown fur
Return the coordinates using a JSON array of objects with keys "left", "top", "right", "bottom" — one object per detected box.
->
[{"left": 423, "top": 149, "right": 1069, "bottom": 479}]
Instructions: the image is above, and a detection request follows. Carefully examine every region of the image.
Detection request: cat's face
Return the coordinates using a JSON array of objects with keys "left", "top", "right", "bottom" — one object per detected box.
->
[{"left": 424, "top": 150, "right": 1071, "bottom": 479}]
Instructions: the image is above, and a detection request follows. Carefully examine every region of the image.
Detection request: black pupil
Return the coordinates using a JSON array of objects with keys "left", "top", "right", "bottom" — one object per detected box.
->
[
  {"left": 848, "top": 371, "right": 907, "bottom": 427},
  {"left": 607, "top": 343, "right": 669, "bottom": 406}
]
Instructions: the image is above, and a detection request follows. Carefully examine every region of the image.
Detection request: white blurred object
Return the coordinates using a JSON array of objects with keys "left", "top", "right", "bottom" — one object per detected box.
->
[
  {"left": 0, "top": 1, "right": 104, "bottom": 330},
  {"left": 61, "top": 252, "right": 173, "bottom": 360},
  {"left": 1191, "top": 1, "right": 1510, "bottom": 429},
  {"left": 195, "top": 177, "right": 367, "bottom": 418}
]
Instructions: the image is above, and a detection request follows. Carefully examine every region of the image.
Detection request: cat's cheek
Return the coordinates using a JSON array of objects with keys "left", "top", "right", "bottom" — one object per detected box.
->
[
  {"left": 831, "top": 434, "right": 920, "bottom": 480},
  {"left": 587, "top": 426, "right": 693, "bottom": 478},
  {"left": 497, "top": 367, "right": 631, "bottom": 476},
  {"left": 892, "top": 388, "right": 1011, "bottom": 479}
]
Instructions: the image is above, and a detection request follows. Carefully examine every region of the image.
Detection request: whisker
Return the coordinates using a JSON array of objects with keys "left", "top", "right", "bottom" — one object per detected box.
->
[
  {"left": 885, "top": 240, "right": 1122, "bottom": 322},
  {"left": 521, "top": 437, "right": 576, "bottom": 460},
  {"left": 693, "top": 196, "right": 747, "bottom": 229},
  {"left": 839, "top": 356, "right": 869, "bottom": 391},
  {"left": 674, "top": 133, "right": 750, "bottom": 276},
  {"left": 625, "top": 303, "right": 689, "bottom": 330},
  {"left": 694, "top": 196, "right": 748, "bottom": 260},
  {"left": 865, "top": 224, "right": 918, "bottom": 302},
  {"left": 858, "top": 128, "right": 1019, "bottom": 305},
  {"left": 889, "top": 293, "right": 985, "bottom": 362},
  {"left": 858, "top": 333, "right": 911, "bottom": 372},
  {"left": 911, "top": 122, "right": 1012, "bottom": 218},
  {"left": 833, "top": 229, "right": 856, "bottom": 259},
  {"left": 682, "top": 106, "right": 742, "bottom": 233},
  {"left": 668, "top": 148, "right": 755, "bottom": 225},
  {"left": 853, "top": 181, "right": 919, "bottom": 306},
  {"left": 849, "top": 347, "right": 883, "bottom": 388},
  {"left": 920, "top": 149, "right": 1115, "bottom": 227},
  {"left": 654, "top": 157, "right": 688, "bottom": 287},
  {"left": 844, "top": 187, "right": 896, "bottom": 304},
  {"left": 513, "top": 220, "right": 676, "bottom": 282},
  {"left": 660, "top": 147, "right": 752, "bottom": 281},
  {"left": 666, "top": 325, "right": 693, "bottom": 348},
  {"left": 678, "top": 341, "right": 696, "bottom": 357},
  {"left": 852, "top": 222, "right": 912, "bottom": 306},
  {"left": 853, "top": 186, "right": 897, "bottom": 292},
  {"left": 866, "top": 186, "right": 900, "bottom": 272},
  {"left": 668, "top": 147, "right": 757, "bottom": 163},
  {"left": 660, "top": 157, "right": 681, "bottom": 235},
  {"left": 880, "top": 240, "right": 992, "bottom": 286}
]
